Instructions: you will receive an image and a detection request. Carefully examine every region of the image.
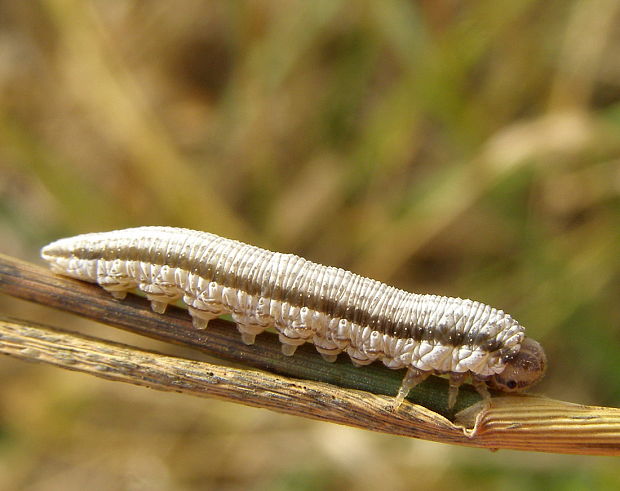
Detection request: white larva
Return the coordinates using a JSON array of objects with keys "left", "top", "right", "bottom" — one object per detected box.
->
[{"left": 41, "top": 227, "right": 546, "bottom": 408}]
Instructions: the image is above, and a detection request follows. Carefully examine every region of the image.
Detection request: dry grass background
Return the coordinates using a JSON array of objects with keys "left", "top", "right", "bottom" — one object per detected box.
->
[{"left": 1, "top": 0, "right": 620, "bottom": 489}]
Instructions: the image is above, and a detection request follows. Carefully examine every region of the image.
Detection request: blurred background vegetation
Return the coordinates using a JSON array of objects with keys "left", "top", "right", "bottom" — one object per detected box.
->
[{"left": 1, "top": 0, "right": 620, "bottom": 489}]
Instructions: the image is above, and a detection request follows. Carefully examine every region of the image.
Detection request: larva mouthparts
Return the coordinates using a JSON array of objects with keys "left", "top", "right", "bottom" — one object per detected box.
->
[{"left": 41, "top": 226, "right": 547, "bottom": 409}]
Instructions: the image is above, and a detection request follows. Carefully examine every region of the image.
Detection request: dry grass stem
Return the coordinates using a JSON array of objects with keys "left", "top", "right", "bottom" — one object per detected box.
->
[{"left": 1, "top": 253, "right": 619, "bottom": 455}]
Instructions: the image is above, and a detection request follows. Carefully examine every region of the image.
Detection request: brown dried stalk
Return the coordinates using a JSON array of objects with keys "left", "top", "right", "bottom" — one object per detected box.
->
[{"left": 1, "top": 253, "right": 619, "bottom": 455}]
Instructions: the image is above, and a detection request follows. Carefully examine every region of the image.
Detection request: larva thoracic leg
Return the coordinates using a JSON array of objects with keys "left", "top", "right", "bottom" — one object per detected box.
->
[
  {"left": 448, "top": 372, "right": 466, "bottom": 409},
  {"left": 394, "top": 368, "right": 430, "bottom": 408},
  {"left": 41, "top": 227, "right": 547, "bottom": 409}
]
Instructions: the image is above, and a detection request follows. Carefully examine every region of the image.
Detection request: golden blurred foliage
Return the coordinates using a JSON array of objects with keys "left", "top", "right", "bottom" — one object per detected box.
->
[{"left": 1, "top": 1, "right": 620, "bottom": 489}]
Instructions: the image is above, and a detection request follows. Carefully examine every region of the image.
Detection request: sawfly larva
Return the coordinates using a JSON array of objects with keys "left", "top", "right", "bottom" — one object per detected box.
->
[{"left": 41, "top": 227, "right": 546, "bottom": 408}]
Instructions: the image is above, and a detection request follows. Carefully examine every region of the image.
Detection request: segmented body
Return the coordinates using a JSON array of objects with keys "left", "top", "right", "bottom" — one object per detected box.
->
[{"left": 41, "top": 227, "right": 545, "bottom": 406}]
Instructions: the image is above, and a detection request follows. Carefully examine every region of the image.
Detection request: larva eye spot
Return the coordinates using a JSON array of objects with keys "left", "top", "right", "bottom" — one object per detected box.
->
[{"left": 488, "top": 337, "right": 547, "bottom": 392}]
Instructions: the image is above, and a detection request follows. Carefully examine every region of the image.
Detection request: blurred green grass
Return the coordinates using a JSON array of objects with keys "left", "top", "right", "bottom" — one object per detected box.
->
[{"left": 1, "top": 0, "right": 620, "bottom": 489}]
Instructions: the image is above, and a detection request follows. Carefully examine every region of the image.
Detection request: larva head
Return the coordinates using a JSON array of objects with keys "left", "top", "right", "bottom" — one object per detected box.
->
[{"left": 488, "top": 337, "right": 547, "bottom": 392}]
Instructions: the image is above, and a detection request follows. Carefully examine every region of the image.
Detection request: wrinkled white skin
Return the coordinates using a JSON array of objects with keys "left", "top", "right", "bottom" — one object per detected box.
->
[{"left": 41, "top": 227, "right": 546, "bottom": 409}]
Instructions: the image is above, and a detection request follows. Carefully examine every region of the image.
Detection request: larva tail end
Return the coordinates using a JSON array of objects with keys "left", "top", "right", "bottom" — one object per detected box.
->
[{"left": 40, "top": 240, "right": 68, "bottom": 263}]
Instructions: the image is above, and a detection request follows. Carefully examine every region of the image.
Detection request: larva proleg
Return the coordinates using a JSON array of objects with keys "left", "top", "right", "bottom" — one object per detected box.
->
[{"left": 41, "top": 227, "right": 547, "bottom": 408}]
